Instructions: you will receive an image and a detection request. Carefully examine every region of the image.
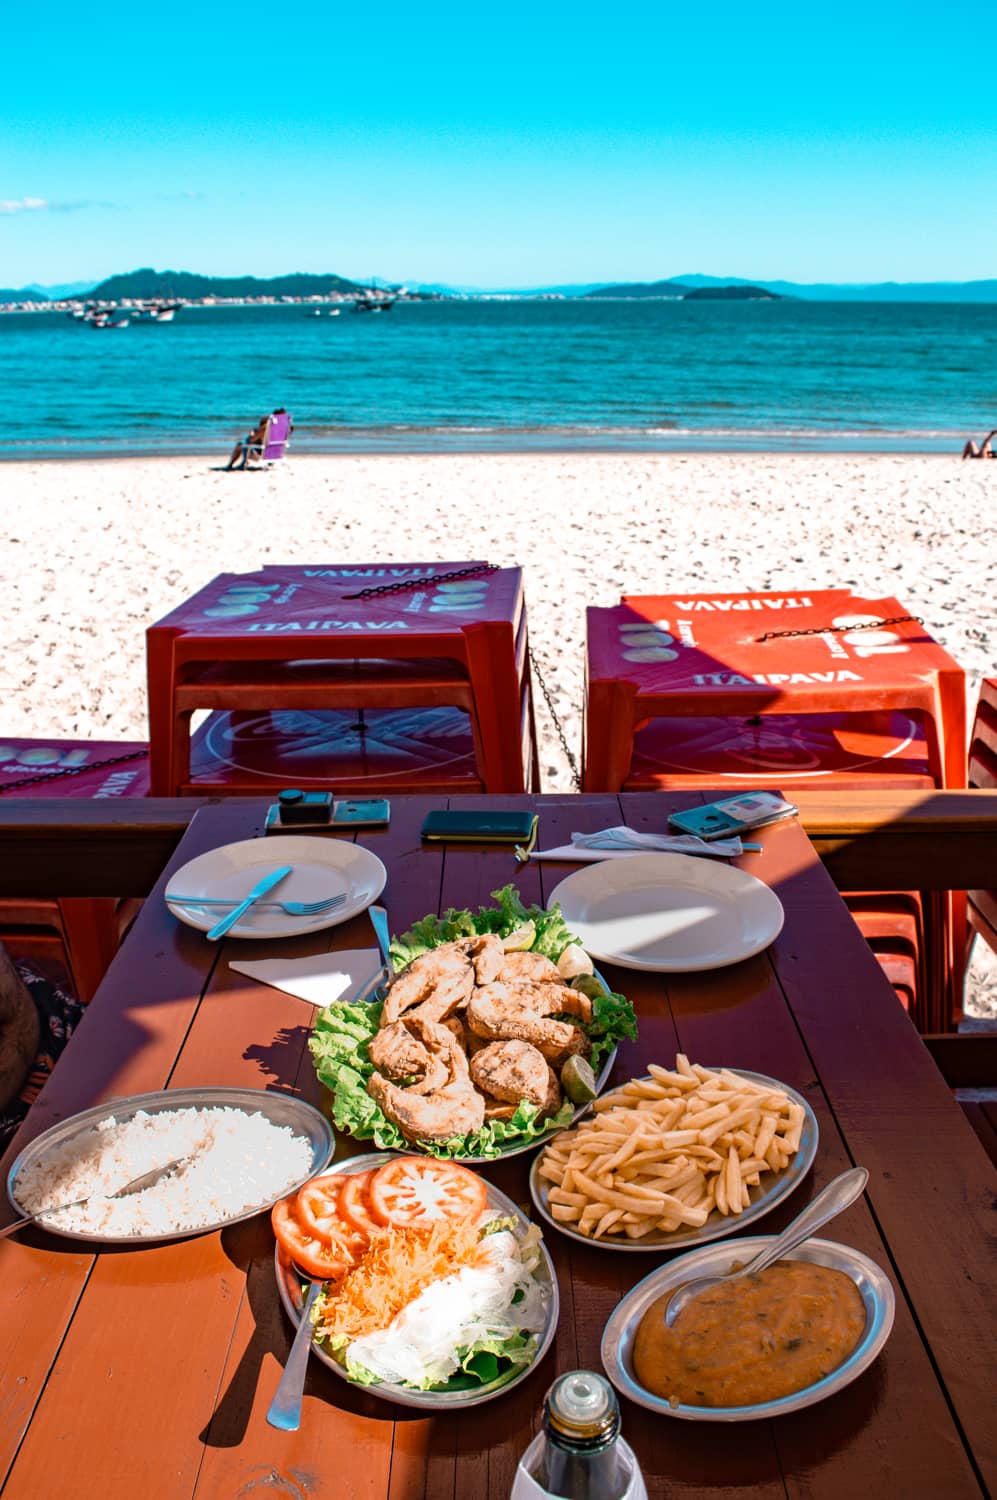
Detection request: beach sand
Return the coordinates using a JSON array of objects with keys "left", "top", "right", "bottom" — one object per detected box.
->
[{"left": 2, "top": 451, "right": 995, "bottom": 1011}]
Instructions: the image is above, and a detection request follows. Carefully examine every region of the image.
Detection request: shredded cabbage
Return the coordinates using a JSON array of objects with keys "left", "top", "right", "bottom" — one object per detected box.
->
[{"left": 340, "top": 1228, "right": 547, "bottom": 1390}]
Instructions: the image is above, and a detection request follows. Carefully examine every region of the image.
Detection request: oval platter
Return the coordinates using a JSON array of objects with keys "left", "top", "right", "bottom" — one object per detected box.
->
[
  {"left": 529, "top": 1068, "right": 818, "bottom": 1252},
  {"left": 274, "top": 1151, "right": 560, "bottom": 1409},
  {"left": 7, "top": 1086, "right": 334, "bottom": 1245},
  {"left": 601, "top": 1234, "right": 895, "bottom": 1421}
]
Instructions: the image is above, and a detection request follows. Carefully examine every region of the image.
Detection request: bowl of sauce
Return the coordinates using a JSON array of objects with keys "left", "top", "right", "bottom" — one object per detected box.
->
[{"left": 601, "top": 1235, "right": 895, "bottom": 1422}]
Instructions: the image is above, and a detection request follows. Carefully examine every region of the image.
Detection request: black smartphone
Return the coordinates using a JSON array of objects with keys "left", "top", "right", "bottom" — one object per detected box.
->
[{"left": 421, "top": 809, "right": 539, "bottom": 844}]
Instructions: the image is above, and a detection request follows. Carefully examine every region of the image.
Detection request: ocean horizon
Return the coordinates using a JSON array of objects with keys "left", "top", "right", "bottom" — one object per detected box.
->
[{"left": 3, "top": 298, "right": 995, "bottom": 458}]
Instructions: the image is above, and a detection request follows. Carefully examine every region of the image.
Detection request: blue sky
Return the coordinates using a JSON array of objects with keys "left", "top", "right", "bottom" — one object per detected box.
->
[{"left": 3, "top": 0, "right": 995, "bottom": 287}]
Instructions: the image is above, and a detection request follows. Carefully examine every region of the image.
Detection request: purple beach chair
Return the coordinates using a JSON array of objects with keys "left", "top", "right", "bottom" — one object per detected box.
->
[{"left": 227, "top": 410, "right": 292, "bottom": 470}]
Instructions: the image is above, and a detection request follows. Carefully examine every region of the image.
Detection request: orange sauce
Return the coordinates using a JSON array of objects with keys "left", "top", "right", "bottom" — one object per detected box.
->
[{"left": 632, "top": 1260, "right": 866, "bottom": 1408}]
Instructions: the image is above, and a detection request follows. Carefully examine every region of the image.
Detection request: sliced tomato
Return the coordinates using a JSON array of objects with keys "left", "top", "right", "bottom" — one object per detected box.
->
[
  {"left": 367, "top": 1157, "right": 487, "bottom": 1229},
  {"left": 296, "top": 1175, "right": 366, "bottom": 1248},
  {"left": 337, "top": 1170, "right": 382, "bottom": 1236},
  {"left": 271, "top": 1196, "right": 354, "bottom": 1281}
]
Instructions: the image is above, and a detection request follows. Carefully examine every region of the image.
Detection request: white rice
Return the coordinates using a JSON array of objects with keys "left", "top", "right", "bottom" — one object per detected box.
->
[{"left": 13, "top": 1106, "right": 315, "bottom": 1237}]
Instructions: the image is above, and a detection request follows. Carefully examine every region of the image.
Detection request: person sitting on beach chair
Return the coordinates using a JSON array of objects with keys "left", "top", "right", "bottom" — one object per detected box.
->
[
  {"left": 961, "top": 428, "right": 996, "bottom": 459},
  {"left": 224, "top": 408, "right": 292, "bottom": 470}
]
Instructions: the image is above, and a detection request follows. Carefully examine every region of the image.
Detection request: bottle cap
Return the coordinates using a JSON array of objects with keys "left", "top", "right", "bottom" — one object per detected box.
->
[{"left": 545, "top": 1371, "right": 620, "bottom": 1445}]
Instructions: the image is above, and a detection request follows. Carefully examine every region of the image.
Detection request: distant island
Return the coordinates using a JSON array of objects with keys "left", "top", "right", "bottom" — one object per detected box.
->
[
  {"left": 3, "top": 266, "right": 997, "bottom": 309},
  {"left": 683, "top": 285, "right": 781, "bottom": 300},
  {"left": 583, "top": 281, "right": 781, "bottom": 301}
]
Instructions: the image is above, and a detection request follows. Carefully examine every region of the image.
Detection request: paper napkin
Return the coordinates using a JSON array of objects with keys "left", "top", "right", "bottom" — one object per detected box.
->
[
  {"left": 229, "top": 948, "right": 383, "bottom": 1008},
  {"left": 524, "top": 827, "right": 745, "bottom": 862}
]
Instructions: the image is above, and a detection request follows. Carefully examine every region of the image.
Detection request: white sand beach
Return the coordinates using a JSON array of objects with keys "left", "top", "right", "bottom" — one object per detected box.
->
[{"left": 2, "top": 450, "right": 995, "bottom": 1009}]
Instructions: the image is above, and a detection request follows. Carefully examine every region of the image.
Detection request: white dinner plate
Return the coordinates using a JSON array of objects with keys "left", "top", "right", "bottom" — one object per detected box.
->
[
  {"left": 601, "top": 1235, "right": 895, "bottom": 1421},
  {"left": 165, "top": 836, "right": 387, "bottom": 939},
  {"left": 530, "top": 1067, "right": 818, "bottom": 1252},
  {"left": 548, "top": 852, "right": 784, "bottom": 971}
]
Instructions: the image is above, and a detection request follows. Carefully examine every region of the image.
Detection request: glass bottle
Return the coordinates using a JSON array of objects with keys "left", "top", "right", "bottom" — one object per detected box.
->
[{"left": 512, "top": 1370, "right": 647, "bottom": 1500}]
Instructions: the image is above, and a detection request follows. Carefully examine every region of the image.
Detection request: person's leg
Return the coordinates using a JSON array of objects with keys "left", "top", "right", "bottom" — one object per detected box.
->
[{"left": 962, "top": 440, "right": 981, "bottom": 459}]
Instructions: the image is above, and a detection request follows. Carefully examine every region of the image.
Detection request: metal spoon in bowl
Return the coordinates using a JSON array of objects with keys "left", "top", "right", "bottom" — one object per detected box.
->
[
  {"left": 664, "top": 1165, "right": 869, "bottom": 1328},
  {"left": 1, "top": 1155, "right": 192, "bottom": 1240}
]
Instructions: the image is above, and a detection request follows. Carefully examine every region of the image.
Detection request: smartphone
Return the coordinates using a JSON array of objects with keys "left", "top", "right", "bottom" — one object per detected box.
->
[
  {"left": 421, "top": 809, "right": 539, "bottom": 844},
  {"left": 265, "top": 793, "right": 390, "bottom": 832},
  {"left": 667, "top": 792, "right": 798, "bottom": 841}
]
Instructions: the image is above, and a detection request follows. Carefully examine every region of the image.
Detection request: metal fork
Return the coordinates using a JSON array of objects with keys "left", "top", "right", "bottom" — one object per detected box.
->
[{"left": 168, "top": 893, "right": 347, "bottom": 917}]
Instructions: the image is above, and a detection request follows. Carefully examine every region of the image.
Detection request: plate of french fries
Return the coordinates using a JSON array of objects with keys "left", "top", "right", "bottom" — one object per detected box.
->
[{"left": 529, "top": 1056, "right": 817, "bottom": 1252}]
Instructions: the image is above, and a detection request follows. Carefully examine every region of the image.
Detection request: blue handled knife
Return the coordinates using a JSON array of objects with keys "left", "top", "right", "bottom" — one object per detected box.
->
[{"left": 205, "top": 866, "right": 293, "bottom": 941}]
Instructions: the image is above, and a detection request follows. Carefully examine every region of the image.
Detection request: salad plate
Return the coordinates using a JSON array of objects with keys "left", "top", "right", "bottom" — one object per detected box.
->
[
  {"left": 165, "top": 836, "right": 387, "bottom": 940},
  {"left": 548, "top": 852, "right": 785, "bottom": 972},
  {"left": 601, "top": 1234, "right": 894, "bottom": 1421},
  {"left": 274, "top": 1152, "right": 560, "bottom": 1409},
  {"left": 529, "top": 1069, "right": 818, "bottom": 1253}
]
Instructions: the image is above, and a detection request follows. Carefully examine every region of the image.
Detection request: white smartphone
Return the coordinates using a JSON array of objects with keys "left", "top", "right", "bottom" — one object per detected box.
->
[{"left": 667, "top": 791, "right": 798, "bottom": 841}]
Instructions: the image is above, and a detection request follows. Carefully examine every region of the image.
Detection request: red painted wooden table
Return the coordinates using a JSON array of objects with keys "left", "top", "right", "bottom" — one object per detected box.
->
[
  {"left": 146, "top": 563, "right": 534, "bottom": 796},
  {"left": 1, "top": 795, "right": 993, "bottom": 1500},
  {"left": 583, "top": 590, "right": 967, "bottom": 793},
  {"left": 0, "top": 739, "right": 149, "bottom": 999}
]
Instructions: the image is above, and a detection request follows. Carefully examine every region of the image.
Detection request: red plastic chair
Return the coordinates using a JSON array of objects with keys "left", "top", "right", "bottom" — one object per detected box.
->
[
  {"left": 0, "top": 739, "right": 149, "bottom": 1002},
  {"left": 968, "top": 679, "right": 997, "bottom": 957}
]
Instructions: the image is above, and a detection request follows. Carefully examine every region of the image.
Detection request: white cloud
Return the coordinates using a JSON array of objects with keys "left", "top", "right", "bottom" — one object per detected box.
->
[
  {"left": 0, "top": 197, "right": 118, "bottom": 215},
  {"left": 0, "top": 197, "right": 48, "bottom": 215}
]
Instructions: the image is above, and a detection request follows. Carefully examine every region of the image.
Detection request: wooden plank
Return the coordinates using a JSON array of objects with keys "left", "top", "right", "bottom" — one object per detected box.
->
[
  {"left": 753, "top": 814, "right": 997, "bottom": 1495},
  {"left": 922, "top": 1034, "right": 997, "bottom": 1088},
  {"left": 0, "top": 798, "right": 203, "bottom": 897},
  {"left": 796, "top": 789, "right": 997, "bottom": 890}
]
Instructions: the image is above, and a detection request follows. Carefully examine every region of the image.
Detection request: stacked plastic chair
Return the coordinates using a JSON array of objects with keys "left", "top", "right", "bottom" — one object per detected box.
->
[
  {"left": 582, "top": 589, "right": 968, "bottom": 1028},
  {"left": 0, "top": 738, "right": 149, "bottom": 1001},
  {"left": 967, "top": 678, "right": 997, "bottom": 958},
  {"left": 146, "top": 563, "right": 538, "bottom": 796}
]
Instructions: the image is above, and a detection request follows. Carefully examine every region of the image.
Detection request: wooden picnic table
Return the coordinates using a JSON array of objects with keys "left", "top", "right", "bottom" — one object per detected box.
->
[{"left": 0, "top": 793, "right": 994, "bottom": 1500}]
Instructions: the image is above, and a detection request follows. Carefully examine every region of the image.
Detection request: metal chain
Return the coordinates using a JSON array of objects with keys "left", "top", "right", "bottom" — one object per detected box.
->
[
  {"left": 0, "top": 749, "right": 149, "bottom": 795},
  {"left": 343, "top": 563, "right": 499, "bottom": 600},
  {"left": 528, "top": 645, "right": 580, "bottom": 789},
  {"left": 758, "top": 614, "right": 922, "bottom": 643}
]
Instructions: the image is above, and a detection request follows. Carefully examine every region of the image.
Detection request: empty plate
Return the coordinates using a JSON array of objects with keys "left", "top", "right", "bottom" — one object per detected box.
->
[
  {"left": 165, "top": 835, "right": 387, "bottom": 939},
  {"left": 548, "top": 852, "right": 784, "bottom": 971}
]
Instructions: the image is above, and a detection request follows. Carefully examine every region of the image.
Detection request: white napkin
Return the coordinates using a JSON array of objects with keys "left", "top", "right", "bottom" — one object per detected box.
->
[
  {"left": 525, "top": 826, "right": 744, "bottom": 862},
  {"left": 229, "top": 948, "right": 383, "bottom": 1008}
]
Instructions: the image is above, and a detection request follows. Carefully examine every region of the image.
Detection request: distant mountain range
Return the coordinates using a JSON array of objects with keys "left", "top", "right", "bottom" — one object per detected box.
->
[
  {"left": 2, "top": 268, "right": 365, "bottom": 303},
  {"left": 5, "top": 268, "right": 997, "bottom": 304}
]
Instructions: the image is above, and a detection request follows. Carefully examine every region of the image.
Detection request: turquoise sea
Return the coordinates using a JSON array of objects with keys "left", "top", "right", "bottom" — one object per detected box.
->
[{"left": 2, "top": 299, "right": 996, "bottom": 457}]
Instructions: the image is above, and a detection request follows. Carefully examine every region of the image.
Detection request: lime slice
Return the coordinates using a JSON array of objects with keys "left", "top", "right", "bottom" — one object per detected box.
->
[
  {"left": 561, "top": 1055, "right": 598, "bottom": 1105},
  {"left": 502, "top": 920, "right": 536, "bottom": 951},
  {"left": 569, "top": 974, "right": 604, "bottom": 1002}
]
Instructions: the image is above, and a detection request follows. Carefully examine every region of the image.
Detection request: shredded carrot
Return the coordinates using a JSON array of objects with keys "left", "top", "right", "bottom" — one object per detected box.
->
[{"left": 317, "top": 1220, "right": 482, "bottom": 1344}]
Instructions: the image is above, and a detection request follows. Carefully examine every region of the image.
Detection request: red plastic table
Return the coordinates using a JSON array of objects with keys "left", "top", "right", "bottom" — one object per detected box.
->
[
  {"left": 584, "top": 590, "right": 966, "bottom": 793},
  {"left": 0, "top": 739, "right": 149, "bottom": 999},
  {"left": 146, "top": 563, "right": 536, "bottom": 796}
]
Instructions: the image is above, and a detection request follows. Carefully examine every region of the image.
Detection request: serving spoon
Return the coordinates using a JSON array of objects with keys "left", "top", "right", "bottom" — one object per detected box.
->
[
  {"left": 664, "top": 1165, "right": 869, "bottom": 1327},
  {"left": 267, "top": 1275, "right": 324, "bottom": 1431},
  {"left": 1, "top": 1155, "right": 192, "bottom": 1240}
]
